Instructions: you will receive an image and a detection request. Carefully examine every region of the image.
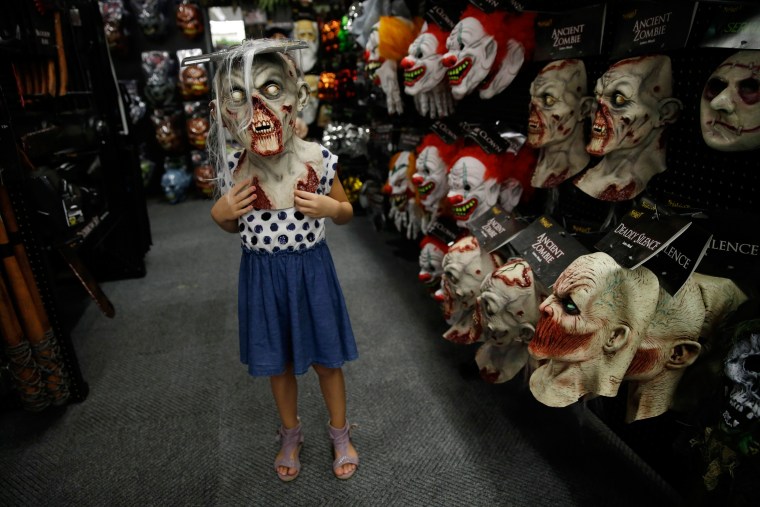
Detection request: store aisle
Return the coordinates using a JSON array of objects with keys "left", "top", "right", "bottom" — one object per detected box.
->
[{"left": 1, "top": 198, "right": 680, "bottom": 506}]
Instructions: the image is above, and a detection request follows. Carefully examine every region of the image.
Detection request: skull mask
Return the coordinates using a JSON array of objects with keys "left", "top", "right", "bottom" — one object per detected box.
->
[
  {"left": 700, "top": 51, "right": 760, "bottom": 152},
  {"left": 723, "top": 331, "right": 760, "bottom": 431}
]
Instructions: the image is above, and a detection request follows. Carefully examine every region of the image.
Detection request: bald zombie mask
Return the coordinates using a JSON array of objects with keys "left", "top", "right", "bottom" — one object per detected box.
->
[
  {"left": 701, "top": 51, "right": 760, "bottom": 152},
  {"left": 528, "top": 252, "right": 660, "bottom": 407},
  {"left": 211, "top": 41, "right": 319, "bottom": 210},
  {"left": 527, "top": 59, "right": 593, "bottom": 188},
  {"left": 575, "top": 55, "right": 682, "bottom": 201},
  {"left": 475, "top": 259, "right": 546, "bottom": 383}
]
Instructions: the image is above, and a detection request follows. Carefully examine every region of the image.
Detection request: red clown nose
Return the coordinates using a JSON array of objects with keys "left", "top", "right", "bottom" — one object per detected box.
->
[
  {"left": 412, "top": 175, "right": 424, "bottom": 186},
  {"left": 448, "top": 194, "right": 464, "bottom": 205},
  {"left": 400, "top": 57, "right": 415, "bottom": 70},
  {"left": 382, "top": 183, "right": 393, "bottom": 194},
  {"left": 442, "top": 54, "right": 458, "bottom": 68}
]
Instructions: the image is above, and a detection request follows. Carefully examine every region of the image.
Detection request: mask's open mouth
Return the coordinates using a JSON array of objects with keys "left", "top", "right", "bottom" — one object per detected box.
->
[
  {"left": 417, "top": 181, "right": 435, "bottom": 197},
  {"left": 404, "top": 66, "right": 426, "bottom": 87},
  {"left": 447, "top": 58, "right": 472, "bottom": 86},
  {"left": 451, "top": 197, "right": 478, "bottom": 220}
]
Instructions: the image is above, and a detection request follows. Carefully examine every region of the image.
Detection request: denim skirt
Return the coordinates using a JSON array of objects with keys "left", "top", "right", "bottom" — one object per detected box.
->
[{"left": 238, "top": 241, "right": 358, "bottom": 376}]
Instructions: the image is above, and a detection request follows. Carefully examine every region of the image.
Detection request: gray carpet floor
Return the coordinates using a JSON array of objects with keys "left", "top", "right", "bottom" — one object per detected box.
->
[{"left": 0, "top": 197, "right": 682, "bottom": 506}]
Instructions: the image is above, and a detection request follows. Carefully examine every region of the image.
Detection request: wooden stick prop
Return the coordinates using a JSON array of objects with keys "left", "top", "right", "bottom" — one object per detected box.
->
[
  {"left": 0, "top": 187, "right": 70, "bottom": 405},
  {"left": 0, "top": 272, "right": 49, "bottom": 411}
]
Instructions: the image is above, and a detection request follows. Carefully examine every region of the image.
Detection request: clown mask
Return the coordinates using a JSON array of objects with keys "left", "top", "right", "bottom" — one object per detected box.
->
[
  {"left": 447, "top": 156, "right": 499, "bottom": 226},
  {"left": 442, "top": 16, "right": 496, "bottom": 101},
  {"left": 418, "top": 239, "right": 447, "bottom": 294},
  {"left": 401, "top": 26, "right": 447, "bottom": 95},
  {"left": 412, "top": 145, "right": 450, "bottom": 212},
  {"left": 701, "top": 51, "right": 760, "bottom": 152}
]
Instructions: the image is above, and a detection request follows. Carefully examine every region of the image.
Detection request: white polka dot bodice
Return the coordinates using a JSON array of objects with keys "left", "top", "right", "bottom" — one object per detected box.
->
[{"left": 223, "top": 146, "right": 338, "bottom": 253}]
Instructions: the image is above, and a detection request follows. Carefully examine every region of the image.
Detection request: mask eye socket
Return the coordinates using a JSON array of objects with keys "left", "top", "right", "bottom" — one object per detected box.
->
[
  {"left": 738, "top": 77, "right": 760, "bottom": 105},
  {"left": 263, "top": 83, "right": 282, "bottom": 99},
  {"left": 230, "top": 88, "right": 246, "bottom": 104},
  {"left": 704, "top": 77, "right": 728, "bottom": 101},
  {"left": 561, "top": 296, "right": 580, "bottom": 316},
  {"left": 612, "top": 92, "right": 627, "bottom": 107},
  {"left": 544, "top": 94, "right": 557, "bottom": 107}
]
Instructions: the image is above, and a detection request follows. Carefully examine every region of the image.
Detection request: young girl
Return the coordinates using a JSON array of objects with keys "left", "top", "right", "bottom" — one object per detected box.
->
[{"left": 206, "top": 39, "right": 359, "bottom": 482}]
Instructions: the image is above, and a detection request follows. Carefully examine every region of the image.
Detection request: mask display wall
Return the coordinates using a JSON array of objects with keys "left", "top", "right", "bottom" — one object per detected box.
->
[
  {"left": 441, "top": 235, "right": 503, "bottom": 344},
  {"left": 475, "top": 259, "right": 546, "bottom": 383},
  {"left": 208, "top": 39, "right": 319, "bottom": 210},
  {"left": 700, "top": 50, "right": 760, "bottom": 152},
  {"left": 527, "top": 59, "right": 593, "bottom": 188},
  {"left": 384, "top": 150, "right": 422, "bottom": 238},
  {"left": 401, "top": 22, "right": 454, "bottom": 119},
  {"left": 441, "top": 6, "right": 535, "bottom": 101},
  {"left": 528, "top": 252, "right": 660, "bottom": 407},
  {"left": 574, "top": 55, "right": 683, "bottom": 202}
]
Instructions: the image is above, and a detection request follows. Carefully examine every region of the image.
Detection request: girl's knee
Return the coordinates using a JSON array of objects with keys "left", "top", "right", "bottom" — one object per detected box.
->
[{"left": 312, "top": 364, "right": 341, "bottom": 377}]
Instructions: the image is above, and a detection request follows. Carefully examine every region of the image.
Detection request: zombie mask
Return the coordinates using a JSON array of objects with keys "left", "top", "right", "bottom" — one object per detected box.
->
[
  {"left": 132, "top": 0, "right": 166, "bottom": 39},
  {"left": 701, "top": 51, "right": 760, "bottom": 152},
  {"left": 624, "top": 279, "right": 704, "bottom": 422},
  {"left": 587, "top": 55, "right": 679, "bottom": 156},
  {"left": 293, "top": 19, "right": 319, "bottom": 73},
  {"left": 476, "top": 340, "right": 532, "bottom": 384},
  {"left": 441, "top": 235, "right": 483, "bottom": 321},
  {"left": 208, "top": 39, "right": 322, "bottom": 209},
  {"left": 723, "top": 331, "right": 760, "bottom": 431},
  {"left": 528, "top": 59, "right": 593, "bottom": 188},
  {"left": 442, "top": 235, "right": 502, "bottom": 343},
  {"left": 187, "top": 116, "right": 210, "bottom": 149},
  {"left": 418, "top": 236, "right": 448, "bottom": 295},
  {"left": 576, "top": 55, "right": 681, "bottom": 201},
  {"left": 477, "top": 259, "right": 542, "bottom": 348},
  {"left": 401, "top": 22, "right": 448, "bottom": 96},
  {"left": 176, "top": 1, "right": 203, "bottom": 39},
  {"left": 180, "top": 65, "right": 209, "bottom": 98},
  {"left": 528, "top": 252, "right": 660, "bottom": 407}
]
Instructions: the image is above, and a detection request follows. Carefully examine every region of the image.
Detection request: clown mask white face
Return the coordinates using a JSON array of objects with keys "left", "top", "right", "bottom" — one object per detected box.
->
[
  {"left": 412, "top": 145, "right": 449, "bottom": 211},
  {"left": 387, "top": 151, "right": 413, "bottom": 211},
  {"left": 219, "top": 54, "right": 302, "bottom": 157},
  {"left": 587, "top": 56, "right": 676, "bottom": 156},
  {"left": 528, "top": 59, "right": 590, "bottom": 148},
  {"left": 701, "top": 51, "right": 760, "bottom": 152},
  {"left": 401, "top": 30, "right": 447, "bottom": 95},
  {"left": 442, "top": 17, "right": 496, "bottom": 100},
  {"left": 418, "top": 241, "right": 446, "bottom": 292},
  {"left": 446, "top": 156, "right": 499, "bottom": 226}
]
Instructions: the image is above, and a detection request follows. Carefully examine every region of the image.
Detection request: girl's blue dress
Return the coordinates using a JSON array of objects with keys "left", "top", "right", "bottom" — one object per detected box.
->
[{"left": 224, "top": 146, "right": 358, "bottom": 376}]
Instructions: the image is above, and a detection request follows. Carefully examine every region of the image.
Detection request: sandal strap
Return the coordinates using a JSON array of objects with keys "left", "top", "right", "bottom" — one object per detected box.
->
[
  {"left": 328, "top": 422, "right": 359, "bottom": 470},
  {"left": 274, "top": 423, "right": 303, "bottom": 471}
]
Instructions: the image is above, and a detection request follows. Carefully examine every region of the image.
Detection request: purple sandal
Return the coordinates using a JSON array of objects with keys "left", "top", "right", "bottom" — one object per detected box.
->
[
  {"left": 328, "top": 422, "right": 359, "bottom": 480},
  {"left": 274, "top": 423, "right": 303, "bottom": 482}
]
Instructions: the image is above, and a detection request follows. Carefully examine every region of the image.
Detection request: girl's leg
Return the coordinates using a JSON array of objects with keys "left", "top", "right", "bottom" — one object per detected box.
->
[
  {"left": 270, "top": 364, "right": 300, "bottom": 478},
  {"left": 312, "top": 364, "right": 358, "bottom": 478}
]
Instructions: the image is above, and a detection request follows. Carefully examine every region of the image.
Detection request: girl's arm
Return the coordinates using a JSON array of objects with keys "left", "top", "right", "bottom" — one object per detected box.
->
[
  {"left": 211, "top": 178, "right": 257, "bottom": 233},
  {"left": 294, "top": 176, "right": 354, "bottom": 225}
]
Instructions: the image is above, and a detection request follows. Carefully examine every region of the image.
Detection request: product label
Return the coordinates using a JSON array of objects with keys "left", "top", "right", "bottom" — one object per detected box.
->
[
  {"left": 699, "top": 3, "right": 760, "bottom": 49},
  {"left": 609, "top": 1, "right": 698, "bottom": 57},
  {"left": 427, "top": 215, "right": 462, "bottom": 246},
  {"left": 466, "top": 205, "right": 527, "bottom": 254},
  {"left": 644, "top": 222, "right": 712, "bottom": 296},
  {"left": 534, "top": 3, "right": 606, "bottom": 61}
]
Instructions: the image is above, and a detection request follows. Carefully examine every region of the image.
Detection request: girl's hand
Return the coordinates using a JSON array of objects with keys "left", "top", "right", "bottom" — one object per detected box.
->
[
  {"left": 294, "top": 189, "right": 338, "bottom": 219},
  {"left": 211, "top": 178, "right": 256, "bottom": 231}
]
